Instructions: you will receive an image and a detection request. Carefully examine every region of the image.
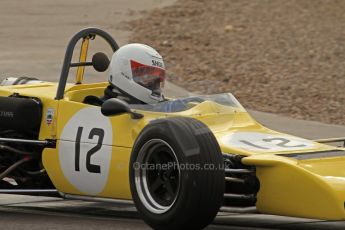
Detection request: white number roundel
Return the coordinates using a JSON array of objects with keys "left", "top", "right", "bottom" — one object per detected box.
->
[
  {"left": 222, "top": 132, "right": 315, "bottom": 152},
  {"left": 59, "top": 107, "right": 113, "bottom": 195}
]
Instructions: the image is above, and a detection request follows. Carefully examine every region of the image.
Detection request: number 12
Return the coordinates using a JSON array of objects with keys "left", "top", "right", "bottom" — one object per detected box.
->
[{"left": 75, "top": 127, "right": 105, "bottom": 173}]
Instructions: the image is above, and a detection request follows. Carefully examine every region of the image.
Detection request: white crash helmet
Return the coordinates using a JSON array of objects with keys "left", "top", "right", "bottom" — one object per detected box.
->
[{"left": 109, "top": 43, "right": 165, "bottom": 104}]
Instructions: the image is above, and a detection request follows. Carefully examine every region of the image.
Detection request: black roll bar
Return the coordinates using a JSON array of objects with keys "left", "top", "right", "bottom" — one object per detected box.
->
[{"left": 55, "top": 28, "right": 119, "bottom": 100}]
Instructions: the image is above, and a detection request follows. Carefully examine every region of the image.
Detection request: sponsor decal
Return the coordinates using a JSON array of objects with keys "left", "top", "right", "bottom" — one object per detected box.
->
[
  {"left": 0, "top": 111, "right": 14, "bottom": 118},
  {"left": 151, "top": 59, "right": 163, "bottom": 68},
  {"left": 46, "top": 108, "right": 54, "bottom": 126}
]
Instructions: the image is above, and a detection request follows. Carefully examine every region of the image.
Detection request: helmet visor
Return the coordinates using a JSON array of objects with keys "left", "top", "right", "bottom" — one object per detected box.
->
[{"left": 131, "top": 60, "right": 165, "bottom": 97}]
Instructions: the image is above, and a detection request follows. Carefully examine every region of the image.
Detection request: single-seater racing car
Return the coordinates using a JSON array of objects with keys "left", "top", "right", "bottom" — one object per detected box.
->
[{"left": 0, "top": 28, "right": 345, "bottom": 230}]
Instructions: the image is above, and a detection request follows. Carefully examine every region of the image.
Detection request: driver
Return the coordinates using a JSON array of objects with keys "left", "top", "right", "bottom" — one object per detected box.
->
[
  {"left": 84, "top": 43, "right": 196, "bottom": 112},
  {"left": 84, "top": 43, "right": 166, "bottom": 106}
]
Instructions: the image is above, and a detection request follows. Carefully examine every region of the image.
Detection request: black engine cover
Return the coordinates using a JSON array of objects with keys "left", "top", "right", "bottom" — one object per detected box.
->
[{"left": 0, "top": 96, "right": 42, "bottom": 133}]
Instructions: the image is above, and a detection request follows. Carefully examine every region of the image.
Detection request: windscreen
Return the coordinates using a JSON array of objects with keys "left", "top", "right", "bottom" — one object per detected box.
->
[{"left": 130, "top": 93, "right": 245, "bottom": 114}]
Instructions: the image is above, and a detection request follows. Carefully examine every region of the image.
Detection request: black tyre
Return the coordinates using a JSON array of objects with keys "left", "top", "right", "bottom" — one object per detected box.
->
[{"left": 129, "top": 117, "right": 224, "bottom": 230}]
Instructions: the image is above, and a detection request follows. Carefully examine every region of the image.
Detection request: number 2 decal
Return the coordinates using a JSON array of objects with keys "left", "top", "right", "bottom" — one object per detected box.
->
[
  {"left": 263, "top": 138, "right": 307, "bottom": 148},
  {"left": 240, "top": 137, "right": 307, "bottom": 150},
  {"left": 75, "top": 127, "right": 105, "bottom": 173}
]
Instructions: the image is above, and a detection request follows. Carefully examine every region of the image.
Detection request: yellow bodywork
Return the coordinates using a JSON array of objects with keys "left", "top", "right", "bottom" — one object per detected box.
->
[{"left": 1, "top": 82, "right": 345, "bottom": 220}]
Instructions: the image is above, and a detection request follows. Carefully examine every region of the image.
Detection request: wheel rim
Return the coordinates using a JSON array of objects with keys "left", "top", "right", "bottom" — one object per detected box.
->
[{"left": 134, "top": 139, "right": 181, "bottom": 214}]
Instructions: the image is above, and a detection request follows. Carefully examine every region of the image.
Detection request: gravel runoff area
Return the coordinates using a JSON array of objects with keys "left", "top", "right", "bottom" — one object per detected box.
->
[{"left": 128, "top": 0, "right": 345, "bottom": 125}]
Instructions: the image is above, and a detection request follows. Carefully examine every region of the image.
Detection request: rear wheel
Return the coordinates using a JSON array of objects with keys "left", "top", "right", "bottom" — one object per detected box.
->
[{"left": 129, "top": 117, "right": 224, "bottom": 230}]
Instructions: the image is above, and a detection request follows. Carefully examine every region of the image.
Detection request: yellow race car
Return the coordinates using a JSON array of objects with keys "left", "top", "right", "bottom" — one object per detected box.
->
[{"left": 0, "top": 28, "right": 345, "bottom": 230}]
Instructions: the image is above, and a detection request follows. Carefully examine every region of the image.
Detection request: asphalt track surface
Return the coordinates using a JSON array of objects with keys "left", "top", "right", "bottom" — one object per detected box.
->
[
  {"left": 0, "top": 195, "right": 246, "bottom": 230},
  {"left": 0, "top": 194, "right": 344, "bottom": 230}
]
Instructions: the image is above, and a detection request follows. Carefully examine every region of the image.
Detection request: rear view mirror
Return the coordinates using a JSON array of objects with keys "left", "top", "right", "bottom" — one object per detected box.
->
[
  {"left": 101, "top": 98, "right": 143, "bottom": 119},
  {"left": 92, "top": 52, "right": 110, "bottom": 72}
]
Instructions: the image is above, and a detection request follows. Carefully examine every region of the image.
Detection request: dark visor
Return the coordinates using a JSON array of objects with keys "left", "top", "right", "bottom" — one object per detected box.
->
[{"left": 131, "top": 60, "right": 165, "bottom": 92}]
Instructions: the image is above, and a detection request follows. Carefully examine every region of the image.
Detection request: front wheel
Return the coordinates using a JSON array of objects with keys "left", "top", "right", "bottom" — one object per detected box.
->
[{"left": 129, "top": 117, "right": 224, "bottom": 230}]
